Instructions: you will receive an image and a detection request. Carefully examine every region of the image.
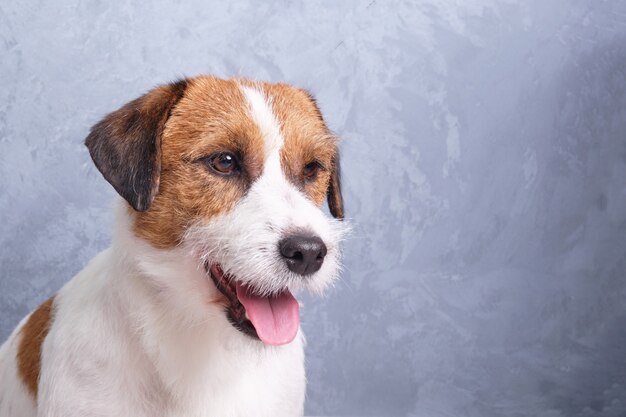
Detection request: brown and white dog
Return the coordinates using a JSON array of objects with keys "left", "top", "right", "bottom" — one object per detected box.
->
[{"left": 0, "top": 76, "right": 347, "bottom": 417}]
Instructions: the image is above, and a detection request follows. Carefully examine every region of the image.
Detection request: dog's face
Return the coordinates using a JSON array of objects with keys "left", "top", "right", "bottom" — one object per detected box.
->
[{"left": 86, "top": 76, "right": 346, "bottom": 346}]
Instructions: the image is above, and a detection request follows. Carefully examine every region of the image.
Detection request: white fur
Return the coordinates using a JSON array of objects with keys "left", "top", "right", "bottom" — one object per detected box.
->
[
  {"left": 0, "top": 203, "right": 306, "bottom": 417},
  {"left": 0, "top": 84, "right": 345, "bottom": 417},
  {"left": 241, "top": 85, "right": 283, "bottom": 157}
]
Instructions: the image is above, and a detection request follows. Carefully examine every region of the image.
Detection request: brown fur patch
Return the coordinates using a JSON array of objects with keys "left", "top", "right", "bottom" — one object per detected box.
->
[
  {"left": 17, "top": 297, "right": 55, "bottom": 399},
  {"left": 133, "top": 76, "right": 267, "bottom": 248}
]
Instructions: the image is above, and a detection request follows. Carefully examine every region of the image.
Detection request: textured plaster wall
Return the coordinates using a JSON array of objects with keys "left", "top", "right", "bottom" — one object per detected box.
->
[{"left": 2, "top": 1, "right": 626, "bottom": 416}]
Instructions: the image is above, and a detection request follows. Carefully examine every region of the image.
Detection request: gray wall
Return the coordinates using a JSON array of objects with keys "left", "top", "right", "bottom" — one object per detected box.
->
[{"left": 1, "top": 1, "right": 626, "bottom": 416}]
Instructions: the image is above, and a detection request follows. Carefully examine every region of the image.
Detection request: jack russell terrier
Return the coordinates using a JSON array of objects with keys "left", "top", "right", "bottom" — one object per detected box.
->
[{"left": 0, "top": 76, "right": 347, "bottom": 417}]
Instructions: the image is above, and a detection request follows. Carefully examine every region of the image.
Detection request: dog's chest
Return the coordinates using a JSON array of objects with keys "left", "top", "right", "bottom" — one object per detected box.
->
[{"left": 154, "top": 339, "right": 306, "bottom": 417}]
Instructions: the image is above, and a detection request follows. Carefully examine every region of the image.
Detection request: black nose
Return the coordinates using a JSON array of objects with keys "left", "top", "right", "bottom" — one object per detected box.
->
[{"left": 279, "top": 234, "right": 327, "bottom": 276}]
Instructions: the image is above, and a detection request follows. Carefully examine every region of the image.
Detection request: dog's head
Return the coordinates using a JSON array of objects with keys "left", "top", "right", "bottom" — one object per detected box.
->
[{"left": 85, "top": 76, "right": 346, "bottom": 346}]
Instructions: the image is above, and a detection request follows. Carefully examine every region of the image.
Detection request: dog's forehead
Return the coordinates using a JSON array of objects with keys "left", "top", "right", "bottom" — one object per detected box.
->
[{"left": 165, "top": 76, "right": 334, "bottom": 164}]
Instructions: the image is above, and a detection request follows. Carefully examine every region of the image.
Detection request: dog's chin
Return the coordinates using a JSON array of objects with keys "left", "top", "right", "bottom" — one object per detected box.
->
[{"left": 205, "top": 264, "right": 300, "bottom": 346}]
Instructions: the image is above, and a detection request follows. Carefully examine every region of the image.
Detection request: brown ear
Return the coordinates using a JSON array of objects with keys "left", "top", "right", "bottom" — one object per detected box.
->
[
  {"left": 328, "top": 151, "right": 344, "bottom": 219},
  {"left": 85, "top": 80, "right": 188, "bottom": 211}
]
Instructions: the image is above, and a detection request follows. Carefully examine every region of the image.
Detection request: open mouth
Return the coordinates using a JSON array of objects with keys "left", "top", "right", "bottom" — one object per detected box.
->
[{"left": 206, "top": 264, "right": 300, "bottom": 346}]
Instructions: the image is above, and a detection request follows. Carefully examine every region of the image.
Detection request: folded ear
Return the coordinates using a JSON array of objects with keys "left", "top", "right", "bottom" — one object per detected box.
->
[
  {"left": 85, "top": 80, "right": 188, "bottom": 212},
  {"left": 327, "top": 151, "right": 344, "bottom": 219}
]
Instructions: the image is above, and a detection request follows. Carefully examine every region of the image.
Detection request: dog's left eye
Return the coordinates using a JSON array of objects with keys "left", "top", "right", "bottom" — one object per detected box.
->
[
  {"left": 204, "top": 152, "right": 241, "bottom": 176},
  {"left": 303, "top": 161, "right": 322, "bottom": 182}
]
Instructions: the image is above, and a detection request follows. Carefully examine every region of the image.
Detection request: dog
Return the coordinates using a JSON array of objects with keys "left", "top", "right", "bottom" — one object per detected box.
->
[{"left": 0, "top": 76, "right": 346, "bottom": 417}]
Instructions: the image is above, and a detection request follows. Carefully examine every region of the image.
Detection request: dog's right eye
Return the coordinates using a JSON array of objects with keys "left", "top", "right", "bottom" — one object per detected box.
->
[{"left": 203, "top": 152, "right": 241, "bottom": 176}]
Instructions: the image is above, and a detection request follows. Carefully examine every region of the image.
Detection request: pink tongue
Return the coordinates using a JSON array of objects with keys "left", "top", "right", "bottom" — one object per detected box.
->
[{"left": 235, "top": 283, "right": 300, "bottom": 346}]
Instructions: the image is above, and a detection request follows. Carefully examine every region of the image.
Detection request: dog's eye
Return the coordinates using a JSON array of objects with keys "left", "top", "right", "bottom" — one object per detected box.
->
[
  {"left": 205, "top": 152, "right": 240, "bottom": 176},
  {"left": 303, "top": 161, "right": 322, "bottom": 182}
]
